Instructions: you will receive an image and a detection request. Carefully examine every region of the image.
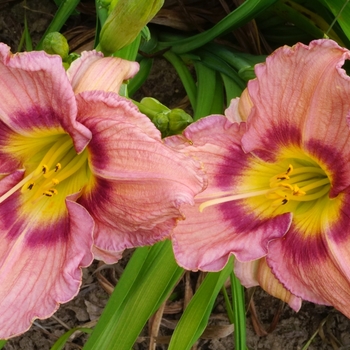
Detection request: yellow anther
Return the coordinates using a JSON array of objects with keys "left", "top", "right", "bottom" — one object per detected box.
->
[
  {"left": 52, "top": 179, "right": 59, "bottom": 186},
  {"left": 55, "top": 163, "right": 61, "bottom": 172},
  {"left": 277, "top": 183, "right": 293, "bottom": 191},
  {"left": 42, "top": 165, "right": 48, "bottom": 174},
  {"left": 271, "top": 196, "right": 289, "bottom": 207},
  {"left": 292, "top": 185, "right": 306, "bottom": 196},
  {"left": 286, "top": 164, "right": 293, "bottom": 175},
  {"left": 43, "top": 188, "right": 58, "bottom": 197},
  {"left": 27, "top": 182, "right": 35, "bottom": 190}
]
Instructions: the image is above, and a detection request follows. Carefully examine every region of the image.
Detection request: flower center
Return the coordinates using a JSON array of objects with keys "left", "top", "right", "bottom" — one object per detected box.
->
[
  {"left": 0, "top": 135, "right": 89, "bottom": 204},
  {"left": 199, "top": 159, "right": 331, "bottom": 213}
]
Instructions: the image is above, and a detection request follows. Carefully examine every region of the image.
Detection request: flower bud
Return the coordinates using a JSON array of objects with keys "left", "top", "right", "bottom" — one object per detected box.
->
[
  {"left": 168, "top": 109, "right": 192, "bottom": 135},
  {"left": 152, "top": 113, "right": 169, "bottom": 135},
  {"left": 137, "top": 97, "right": 192, "bottom": 137},
  {"left": 42, "top": 32, "right": 69, "bottom": 61},
  {"left": 99, "top": 0, "right": 164, "bottom": 55}
]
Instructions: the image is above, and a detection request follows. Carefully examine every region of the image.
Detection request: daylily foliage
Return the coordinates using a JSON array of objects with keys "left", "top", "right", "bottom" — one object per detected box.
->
[
  {"left": 0, "top": 45, "right": 205, "bottom": 338},
  {"left": 167, "top": 39, "right": 350, "bottom": 317}
]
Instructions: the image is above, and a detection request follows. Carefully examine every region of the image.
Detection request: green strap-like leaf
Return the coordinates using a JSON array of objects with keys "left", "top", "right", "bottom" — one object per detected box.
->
[
  {"left": 168, "top": 258, "right": 234, "bottom": 350},
  {"left": 158, "top": 0, "right": 279, "bottom": 54},
  {"left": 163, "top": 51, "right": 197, "bottom": 110},
  {"left": 193, "top": 62, "right": 217, "bottom": 121},
  {"left": 83, "top": 240, "right": 183, "bottom": 350},
  {"left": 320, "top": 0, "right": 350, "bottom": 42},
  {"left": 51, "top": 327, "right": 92, "bottom": 350}
]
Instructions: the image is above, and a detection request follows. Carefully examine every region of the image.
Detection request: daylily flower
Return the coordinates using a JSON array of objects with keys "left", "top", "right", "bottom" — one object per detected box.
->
[
  {"left": 166, "top": 39, "right": 350, "bottom": 317},
  {"left": 0, "top": 45, "right": 205, "bottom": 338}
]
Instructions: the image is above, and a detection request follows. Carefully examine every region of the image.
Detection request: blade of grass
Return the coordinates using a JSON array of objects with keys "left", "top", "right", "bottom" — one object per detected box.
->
[
  {"left": 220, "top": 73, "right": 244, "bottom": 103},
  {"left": 231, "top": 269, "right": 247, "bottom": 350},
  {"left": 210, "top": 72, "right": 225, "bottom": 115},
  {"left": 158, "top": 0, "right": 279, "bottom": 54},
  {"left": 128, "top": 57, "right": 153, "bottom": 96},
  {"left": 163, "top": 51, "right": 197, "bottom": 110},
  {"left": 321, "top": 0, "right": 350, "bottom": 41},
  {"left": 193, "top": 62, "right": 216, "bottom": 121},
  {"left": 83, "top": 240, "right": 183, "bottom": 350},
  {"left": 94, "top": 0, "right": 109, "bottom": 47},
  {"left": 51, "top": 327, "right": 92, "bottom": 350},
  {"left": 168, "top": 258, "right": 233, "bottom": 350}
]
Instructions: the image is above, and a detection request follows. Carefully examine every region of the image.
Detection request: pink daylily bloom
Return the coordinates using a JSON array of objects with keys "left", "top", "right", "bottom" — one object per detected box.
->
[
  {"left": 167, "top": 39, "right": 350, "bottom": 317},
  {"left": 0, "top": 44, "right": 205, "bottom": 338}
]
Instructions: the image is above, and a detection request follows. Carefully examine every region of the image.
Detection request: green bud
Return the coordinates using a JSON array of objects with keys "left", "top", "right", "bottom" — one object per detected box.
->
[
  {"left": 140, "top": 97, "right": 170, "bottom": 113},
  {"left": 152, "top": 113, "right": 169, "bottom": 135},
  {"left": 136, "top": 97, "right": 192, "bottom": 137},
  {"left": 42, "top": 32, "right": 69, "bottom": 61},
  {"left": 99, "top": 0, "right": 164, "bottom": 55},
  {"left": 168, "top": 109, "right": 193, "bottom": 135}
]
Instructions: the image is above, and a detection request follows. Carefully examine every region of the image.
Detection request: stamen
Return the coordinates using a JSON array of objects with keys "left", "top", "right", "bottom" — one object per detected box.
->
[
  {"left": 54, "top": 151, "right": 88, "bottom": 183},
  {"left": 286, "top": 164, "right": 293, "bottom": 175},
  {"left": 28, "top": 183, "right": 35, "bottom": 190},
  {"left": 299, "top": 178, "right": 330, "bottom": 192},
  {"left": 290, "top": 185, "right": 330, "bottom": 202},
  {"left": 271, "top": 197, "right": 289, "bottom": 207},
  {"left": 0, "top": 172, "right": 35, "bottom": 203},
  {"left": 55, "top": 163, "right": 61, "bottom": 172},
  {"left": 40, "top": 138, "right": 72, "bottom": 170}
]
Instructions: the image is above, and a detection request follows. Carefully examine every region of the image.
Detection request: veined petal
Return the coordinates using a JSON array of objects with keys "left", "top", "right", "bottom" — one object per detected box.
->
[
  {"left": 234, "top": 259, "right": 302, "bottom": 312},
  {"left": 0, "top": 195, "right": 94, "bottom": 339},
  {"left": 266, "top": 190, "right": 350, "bottom": 316},
  {"left": 236, "top": 89, "right": 252, "bottom": 122},
  {"left": 92, "top": 245, "right": 123, "bottom": 265},
  {"left": 166, "top": 116, "right": 292, "bottom": 271},
  {"left": 67, "top": 50, "right": 139, "bottom": 94},
  {"left": 242, "top": 40, "right": 350, "bottom": 196},
  {"left": 223, "top": 98, "right": 242, "bottom": 123},
  {"left": 0, "top": 44, "right": 91, "bottom": 153},
  {"left": 76, "top": 91, "right": 206, "bottom": 259}
]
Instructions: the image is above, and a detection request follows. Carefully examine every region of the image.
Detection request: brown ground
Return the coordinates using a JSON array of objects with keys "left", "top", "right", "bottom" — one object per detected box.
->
[{"left": 1, "top": 1, "right": 350, "bottom": 349}]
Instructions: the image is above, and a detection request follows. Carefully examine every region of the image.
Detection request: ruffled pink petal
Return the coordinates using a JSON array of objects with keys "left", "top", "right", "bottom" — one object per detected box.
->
[
  {"left": 242, "top": 39, "right": 350, "bottom": 196},
  {"left": 224, "top": 98, "right": 242, "bottom": 123},
  {"left": 92, "top": 245, "right": 123, "bottom": 264},
  {"left": 234, "top": 259, "right": 302, "bottom": 312},
  {"left": 0, "top": 194, "right": 94, "bottom": 338},
  {"left": 234, "top": 259, "right": 259, "bottom": 288},
  {"left": 166, "top": 116, "right": 292, "bottom": 271},
  {"left": 266, "top": 191, "right": 350, "bottom": 317},
  {"left": 75, "top": 91, "right": 206, "bottom": 259},
  {"left": 67, "top": 50, "right": 139, "bottom": 94},
  {"left": 0, "top": 44, "right": 91, "bottom": 153}
]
